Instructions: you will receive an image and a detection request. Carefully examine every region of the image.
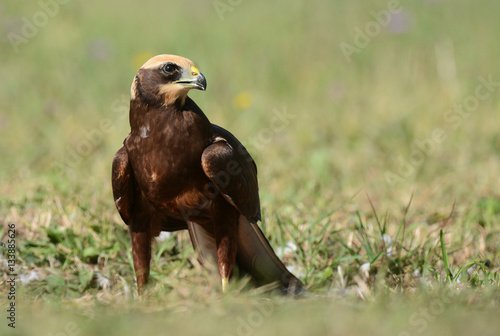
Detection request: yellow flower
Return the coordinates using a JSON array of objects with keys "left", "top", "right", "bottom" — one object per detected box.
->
[{"left": 233, "top": 91, "right": 253, "bottom": 109}]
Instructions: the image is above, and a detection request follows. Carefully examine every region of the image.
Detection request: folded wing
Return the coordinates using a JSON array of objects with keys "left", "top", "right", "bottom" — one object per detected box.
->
[{"left": 193, "top": 124, "right": 306, "bottom": 295}]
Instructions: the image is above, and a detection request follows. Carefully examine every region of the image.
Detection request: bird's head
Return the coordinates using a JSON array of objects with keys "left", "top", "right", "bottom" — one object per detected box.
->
[{"left": 131, "top": 54, "right": 207, "bottom": 107}]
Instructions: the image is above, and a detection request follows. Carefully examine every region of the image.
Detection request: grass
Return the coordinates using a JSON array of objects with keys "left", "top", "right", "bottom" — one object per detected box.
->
[{"left": 2, "top": 0, "right": 500, "bottom": 335}]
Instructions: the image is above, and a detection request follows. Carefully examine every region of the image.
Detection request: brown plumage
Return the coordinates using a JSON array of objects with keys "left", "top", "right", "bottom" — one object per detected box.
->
[{"left": 112, "top": 54, "right": 305, "bottom": 295}]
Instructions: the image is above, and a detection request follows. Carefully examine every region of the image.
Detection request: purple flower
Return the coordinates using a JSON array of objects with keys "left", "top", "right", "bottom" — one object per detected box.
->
[{"left": 388, "top": 11, "right": 413, "bottom": 34}]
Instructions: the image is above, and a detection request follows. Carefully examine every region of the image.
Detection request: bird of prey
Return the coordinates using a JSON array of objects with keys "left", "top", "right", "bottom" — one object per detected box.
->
[{"left": 112, "top": 54, "right": 305, "bottom": 295}]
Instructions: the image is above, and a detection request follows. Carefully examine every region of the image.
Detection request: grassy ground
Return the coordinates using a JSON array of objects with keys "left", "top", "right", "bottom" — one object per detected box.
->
[{"left": 2, "top": 0, "right": 500, "bottom": 335}]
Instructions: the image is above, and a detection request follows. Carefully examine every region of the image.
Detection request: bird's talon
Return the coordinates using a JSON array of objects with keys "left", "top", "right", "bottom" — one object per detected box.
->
[{"left": 222, "top": 277, "right": 229, "bottom": 293}]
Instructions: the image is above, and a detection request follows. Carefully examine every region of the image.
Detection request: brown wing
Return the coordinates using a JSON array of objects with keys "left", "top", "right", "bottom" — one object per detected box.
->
[
  {"left": 112, "top": 141, "right": 188, "bottom": 232},
  {"left": 112, "top": 144, "right": 135, "bottom": 224},
  {"left": 201, "top": 124, "right": 260, "bottom": 221},
  {"left": 199, "top": 125, "right": 306, "bottom": 295}
]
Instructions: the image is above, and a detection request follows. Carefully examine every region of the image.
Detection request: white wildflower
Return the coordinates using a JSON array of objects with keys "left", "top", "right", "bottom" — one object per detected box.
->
[
  {"left": 276, "top": 241, "right": 297, "bottom": 258},
  {"left": 382, "top": 233, "right": 393, "bottom": 257},
  {"left": 20, "top": 270, "right": 42, "bottom": 285},
  {"left": 382, "top": 234, "right": 392, "bottom": 245},
  {"left": 157, "top": 231, "right": 171, "bottom": 242},
  {"left": 95, "top": 273, "right": 111, "bottom": 290},
  {"left": 359, "top": 262, "right": 370, "bottom": 277}
]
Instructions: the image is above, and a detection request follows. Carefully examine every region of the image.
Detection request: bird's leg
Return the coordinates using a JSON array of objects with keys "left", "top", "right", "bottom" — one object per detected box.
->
[
  {"left": 216, "top": 233, "right": 237, "bottom": 293},
  {"left": 130, "top": 228, "right": 152, "bottom": 294},
  {"left": 213, "top": 204, "right": 239, "bottom": 293}
]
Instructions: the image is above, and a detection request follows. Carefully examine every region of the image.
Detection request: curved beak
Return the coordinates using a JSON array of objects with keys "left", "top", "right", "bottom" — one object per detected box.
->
[
  {"left": 194, "top": 72, "right": 207, "bottom": 91},
  {"left": 175, "top": 72, "right": 207, "bottom": 91}
]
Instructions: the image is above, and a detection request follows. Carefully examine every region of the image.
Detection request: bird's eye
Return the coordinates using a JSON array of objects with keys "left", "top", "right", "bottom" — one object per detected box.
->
[{"left": 163, "top": 64, "right": 175, "bottom": 73}]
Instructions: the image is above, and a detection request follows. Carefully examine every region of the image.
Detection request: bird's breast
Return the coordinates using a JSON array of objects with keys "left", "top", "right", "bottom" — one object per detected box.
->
[{"left": 126, "top": 132, "right": 214, "bottom": 220}]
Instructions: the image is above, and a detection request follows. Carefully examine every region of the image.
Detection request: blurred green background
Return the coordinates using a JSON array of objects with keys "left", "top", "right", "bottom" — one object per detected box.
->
[
  {"left": 1, "top": 0, "right": 500, "bottom": 335},
  {"left": 2, "top": 0, "right": 500, "bottom": 206}
]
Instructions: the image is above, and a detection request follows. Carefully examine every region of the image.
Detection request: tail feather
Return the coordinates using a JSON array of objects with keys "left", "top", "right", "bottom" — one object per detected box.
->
[
  {"left": 187, "top": 221, "right": 218, "bottom": 268},
  {"left": 187, "top": 217, "right": 307, "bottom": 296},
  {"left": 236, "top": 216, "right": 307, "bottom": 296}
]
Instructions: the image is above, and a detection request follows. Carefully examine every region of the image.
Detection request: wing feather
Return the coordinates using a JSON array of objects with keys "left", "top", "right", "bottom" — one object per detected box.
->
[
  {"left": 201, "top": 125, "right": 260, "bottom": 221},
  {"left": 111, "top": 145, "right": 134, "bottom": 224}
]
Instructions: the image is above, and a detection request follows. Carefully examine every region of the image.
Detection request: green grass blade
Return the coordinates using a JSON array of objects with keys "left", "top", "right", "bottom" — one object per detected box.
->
[{"left": 440, "top": 229, "right": 453, "bottom": 281}]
